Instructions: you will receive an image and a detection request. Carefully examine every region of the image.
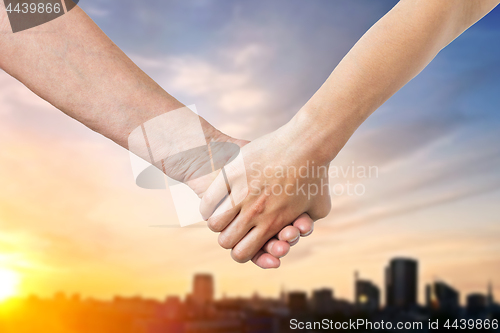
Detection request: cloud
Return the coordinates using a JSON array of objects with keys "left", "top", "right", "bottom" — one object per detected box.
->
[
  {"left": 327, "top": 180, "right": 500, "bottom": 233},
  {"left": 131, "top": 45, "right": 271, "bottom": 137},
  {"left": 0, "top": 72, "right": 55, "bottom": 115},
  {"left": 322, "top": 127, "right": 500, "bottom": 235},
  {"left": 134, "top": 44, "right": 270, "bottom": 111},
  {"left": 83, "top": 6, "right": 109, "bottom": 18}
]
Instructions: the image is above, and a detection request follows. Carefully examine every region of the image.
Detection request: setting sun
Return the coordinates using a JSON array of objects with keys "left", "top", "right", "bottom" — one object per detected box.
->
[{"left": 0, "top": 268, "right": 20, "bottom": 301}]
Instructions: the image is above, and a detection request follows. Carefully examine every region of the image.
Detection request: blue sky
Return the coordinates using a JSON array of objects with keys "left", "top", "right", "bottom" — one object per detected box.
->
[{"left": 0, "top": 0, "right": 499, "bottom": 302}]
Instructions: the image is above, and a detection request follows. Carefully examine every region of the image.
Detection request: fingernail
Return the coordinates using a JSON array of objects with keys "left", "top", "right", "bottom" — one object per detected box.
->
[{"left": 301, "top": 230, "right": 313, "bottom": 237}]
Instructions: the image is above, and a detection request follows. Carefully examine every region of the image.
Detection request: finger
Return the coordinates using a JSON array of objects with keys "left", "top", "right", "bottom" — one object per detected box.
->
[
  {"left": 289, "top": 236, "right": 300, "bottom": 247},
  {"left": 292, "top": 213, "right": 314, "bottom": 237},
  {"left": 200, "top": 151, "right": 249, "bottom": 220},
  {"left": 217, "top": 210, "right": 255, "bottom": 250},
  {"left": 200, "top": 170, "right": 230, "bottom": 220},
  {"left": 251, "top": 250, "right": 280, "bottom": 269},
  {"left": 206, "top": 196, "right": 239, "bottom": 232},
  {"left": 277, "top": 225, "right": 300, "bottom": 243},
  {"left": 263, "top": 238, "right": 290, "bottom": 258},
  {"left": 231, "top": 223, "right": 282, "bottom": 263}
]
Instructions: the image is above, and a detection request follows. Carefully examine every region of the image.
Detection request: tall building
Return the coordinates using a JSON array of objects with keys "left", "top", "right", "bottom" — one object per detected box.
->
[
  {"left": 355, "top": 279, "right": 380, "bottom": 312},
  {"left": 280, "top": 285, "right": 286, "bottom": 304},
  {"left": 288, "top": 291, "right": 308, "bottom": 314},
  {"left": 385, "top": 258, "right": 418, "bottom": 308},
  {"left": 425, "top": 281, "right": 459, "bottom": 313},
  {"left": 192, "top": 273, "right": 214, "bottom": 305},
  {"left": 311, "top": 288, "right": 334, "bottom": 314},
  {"left": 467, "top": 293, "right": 487, "bottom": 315},
  {"left": 488, "top": 281, "right": 495, "bottom": 307}
]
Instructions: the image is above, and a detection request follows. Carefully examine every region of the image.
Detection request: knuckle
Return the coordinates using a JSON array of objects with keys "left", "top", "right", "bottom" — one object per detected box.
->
[
  {"left": 260, "top": 220, "right": 276, "bottom": 235},
  {"left": 320, "top": 200, "right": 332, "bottom": 218},
  {"left": 224, "top": 160, "right": 244, "bottom": 177},
  {"left": 207, "top": 217, "right": 222, "bottom": 232},
  {"left": 224, "top": 162, "right": 237, "bottom": 177},
  {"left": 231, "top": 186, "right": 249, "bottom": 205},
  {"left": 258, "top": 220, "right": 283, "bottom": 243},
  {"left": 313, "top": 198, "right": 332, "bottom": 220},
  {"left": 202, "top": 194, "right": 216, "bottom": 212},
  {"left": 218, "top": 233, "right": 232, "bottom": 250},
  {"left": 231, "top": 247, "right": 250, "bottom": 263},
  {"left": 249, "top": 195, "right": 267, "bottom": 216}
]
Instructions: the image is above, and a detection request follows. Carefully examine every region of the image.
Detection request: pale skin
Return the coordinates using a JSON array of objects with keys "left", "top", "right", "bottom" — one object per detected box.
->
[
  {"left": 201, "top": 0, "right": 500, "bottom": 264},
  {"left": 0, "top": 3, "right": 315, "bottom": 269}
]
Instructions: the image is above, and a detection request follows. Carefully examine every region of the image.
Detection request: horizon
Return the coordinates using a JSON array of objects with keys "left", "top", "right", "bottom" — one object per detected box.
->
[{"left": 1, "top": 257, "right": 496, "bottom": 309}]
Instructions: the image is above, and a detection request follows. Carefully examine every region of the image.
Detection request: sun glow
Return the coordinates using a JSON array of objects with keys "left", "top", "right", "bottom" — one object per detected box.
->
[{"left": 0, "top": 268, "right": 20, "bottom": 301}]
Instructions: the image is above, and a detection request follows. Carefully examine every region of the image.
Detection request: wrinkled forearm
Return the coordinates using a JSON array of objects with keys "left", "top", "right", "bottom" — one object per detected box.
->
[{"left": 0, "top": 6, "right": 218, "bottom": 149}]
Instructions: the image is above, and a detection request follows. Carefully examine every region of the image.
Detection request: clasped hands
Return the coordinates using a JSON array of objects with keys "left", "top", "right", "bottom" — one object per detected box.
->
[{"left": 160, "top": 110, "right": 334, "bottom": 269}]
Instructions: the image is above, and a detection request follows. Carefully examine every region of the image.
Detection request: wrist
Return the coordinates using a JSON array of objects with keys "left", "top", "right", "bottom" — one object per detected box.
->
[
  {"left": 127, "top": 105, "right": 225, "bottom": 162},
  {"left": 288, "top": 102, "right": 359, "bottom": 164},
  {"left": 113, "top": 98, "right": 222, "bottom": 151}
]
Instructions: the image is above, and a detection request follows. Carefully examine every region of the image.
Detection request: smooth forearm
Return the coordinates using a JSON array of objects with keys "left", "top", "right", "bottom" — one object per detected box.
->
[{"left": 293, "top": 0, "right": 500, "bottom": 163}]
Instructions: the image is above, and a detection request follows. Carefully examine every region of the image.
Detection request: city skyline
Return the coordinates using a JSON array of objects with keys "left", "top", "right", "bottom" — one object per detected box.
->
[
  {"left": 7, "top": 257, "right": 496, "bottom": 310},
  {"left": 1, "top": 263, "right": 497, "bottom": 333}
]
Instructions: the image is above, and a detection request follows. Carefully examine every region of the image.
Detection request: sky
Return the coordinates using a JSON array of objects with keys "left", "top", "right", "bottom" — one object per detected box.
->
[{"left": 0, "top": 0, "right": 500, "bottom": 305}]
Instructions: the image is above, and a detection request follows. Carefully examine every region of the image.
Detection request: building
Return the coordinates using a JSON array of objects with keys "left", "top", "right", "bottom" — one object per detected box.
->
[
  {"left": 288, "top": 291, "right": 308, "bottom": 314},
  {"left": 467, "top": 293, "right": 487, "bottom": 315},
  {"left": 355, "top": 279, "right": 380, "bottom": 313},
  {"left": 385, "top": 258, "right": 418, "bottom": 309},
  {"left": 311, "top": 288, "right": 334, "bottom": 315},
  {"left": 164, "top": 296, "right": 183, "bottom": 319},
  {"left": 192, "top": 274, "right": 214, "bottom": 306},
  {"left": 425, "top": 281, "right": 459, "bottom": 313},
  {"left": 488, "top": 281, "right": 495, "bottom": 308}
]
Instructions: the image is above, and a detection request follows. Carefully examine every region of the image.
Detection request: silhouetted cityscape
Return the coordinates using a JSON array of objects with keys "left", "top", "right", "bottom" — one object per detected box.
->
[{"left": 1, "top": 257, "right": 499, "bottom": 332}]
